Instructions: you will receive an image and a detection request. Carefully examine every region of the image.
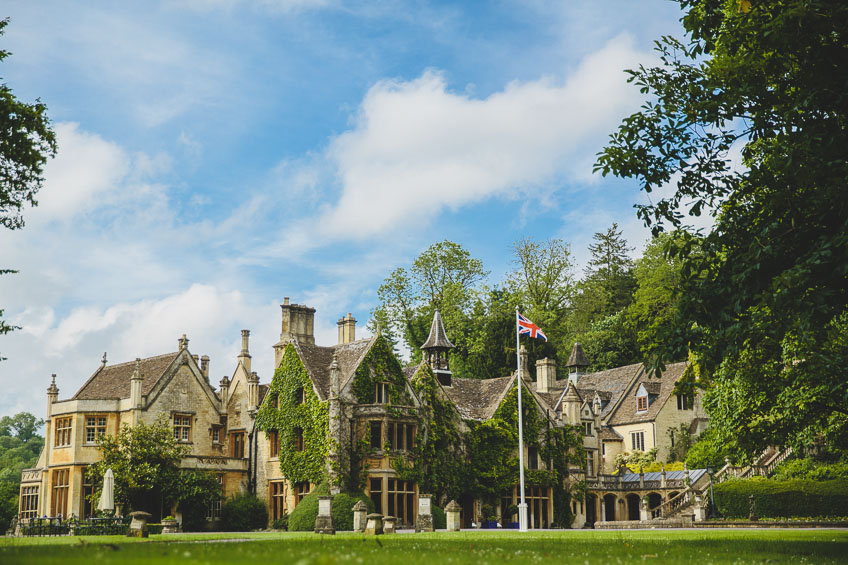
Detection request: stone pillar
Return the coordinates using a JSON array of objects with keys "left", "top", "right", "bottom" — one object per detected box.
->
[
  {"left": 383, "top": 516, "right": 397, "bottom": 534},
  {"left": 327, "top": 354, "right": 345, "bottom": 495},
  {"left": 415, "top": 494, "right": 434, "bottom": 532},
  {"left": 693, "top": 495, "right": 706, "bottom": 522},
  {"left": 639, "top": 466, "right": 645, "bottom": 488},
  {"left": 248, "top": 372, "right": 259, "bottom": 410},
  {"left": 639, "top": 497, "right": 649, "bottom": 522},
  {"left": 364, "top": 513, "right": 383, "bottom": 535},
  {"left": 660, "top": 464, "right": 667, "bottom": 488},
  {"left": 519, "top": 345, "right": 530, "bottom": 381},
  {"left": 445, "top": 500, "right": 461, "bottom": 532},
  {"left": 126, "top": 511, "right": 152, "bottom": 538},
  {"left": 46, "top": 374, "right": 59, "bottom": 419},
  {"left": 219, "top": 376, "right": 230, "bottom": 413},
  {"left": 130, "top": 359, "right": 143, "bottom": 425},
  {"left": 314, "top": 496, "right": 335, "bottom": 534},
  {"left": 352, "top": 500, "right": 367, "bottom": 532}
]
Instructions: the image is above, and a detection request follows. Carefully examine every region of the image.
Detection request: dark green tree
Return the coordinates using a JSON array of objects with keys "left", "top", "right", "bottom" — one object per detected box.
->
[
  {"left": 595, "top": 0, "right": 848, "bottom": 454},
  {"left": 1, "top": 18, "right": 57, "bottom": 360}
]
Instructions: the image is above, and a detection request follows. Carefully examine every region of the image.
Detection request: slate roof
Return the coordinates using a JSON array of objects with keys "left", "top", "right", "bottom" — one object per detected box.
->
[
  {"left": 258, "top": 384, "right": 270, "bottom": 405},
  {"left": 443, "top": 375, "right": 515, "bottom": 421},
  {"left": 565, "top": 343, "right": 589, "bottom": 367},
  {"left": 295, "top": 338, "right": 375, "bottom": 400},
  {"left": 72, "top": 352, "right": 181, "bottom": 400},
  {"left": 552, "top": 363, "right": 643, "bottom": 419},
  {"left": 619, "top": 468, "right": 707, "bottom": 483},
  {"left": 598, "top": 427, "right": 624, "bottom": 441},
  {"left": 606, "top": 361, "right": 688, "bottom": 426},
  {"left": 421, "top": 310, "right": 455, "bottom": 350}
]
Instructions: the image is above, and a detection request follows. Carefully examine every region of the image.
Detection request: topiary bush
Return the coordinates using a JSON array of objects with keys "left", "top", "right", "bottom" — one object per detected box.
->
[
  {"left": 714, "top": 478, "right": 848, "bottom": 518},
  {"left": 432, "top": 505, "right": 446, "bottom": 529},
  {"left": 288, "top": 482, "right": 375, "bottom": 531},
  {"left": 220, "top": 492, "right": 269, "bottom": 531}
]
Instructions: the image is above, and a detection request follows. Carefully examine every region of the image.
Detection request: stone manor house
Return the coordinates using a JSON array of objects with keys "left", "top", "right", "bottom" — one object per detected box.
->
[{"left": 19, "top": 298, "right": 709, "bottom": 528}]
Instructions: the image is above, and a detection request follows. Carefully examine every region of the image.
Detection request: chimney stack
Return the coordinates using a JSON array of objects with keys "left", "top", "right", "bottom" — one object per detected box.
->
[
  {"left": 337, "top": 313, "right": 356, "bottom": 344},
  {"left": 200, "top": 355, "right": 210, "bottom": 381},
  {"left": 536, "top": 357, "right": 557, "bottom": 393},
  {"left": 239, "top": 329, "right": 251, "bottom": 373},
  {"left": 179, "top": 334, "right": 189, "bottom": 351},
  {"left": 274, "top": 297, "right": 316, "bottom": 367}
]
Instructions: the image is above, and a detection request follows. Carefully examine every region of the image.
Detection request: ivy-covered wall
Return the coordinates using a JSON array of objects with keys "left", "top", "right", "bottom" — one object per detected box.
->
[
  {"left": 351, "top": 336, "right": 413, "bottom": 406},
  {"left": 255, "top": 343, "right": 329, "bottom": 485}
]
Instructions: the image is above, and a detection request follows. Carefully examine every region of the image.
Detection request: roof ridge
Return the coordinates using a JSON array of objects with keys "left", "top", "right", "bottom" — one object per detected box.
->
[{"left": 102, "top": 351, "right": 180, "bottom": 369}]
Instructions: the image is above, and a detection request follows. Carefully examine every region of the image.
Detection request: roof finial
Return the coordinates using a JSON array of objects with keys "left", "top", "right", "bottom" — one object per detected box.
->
[
  {"left": 132, "top": 358, "right": 142, "bottom": 380},
  {"left": 178, "top": 334, "right": 189, "bottom": 351},
  {"left": 101, "top": 352, "right": 107, "bottom": 366}
]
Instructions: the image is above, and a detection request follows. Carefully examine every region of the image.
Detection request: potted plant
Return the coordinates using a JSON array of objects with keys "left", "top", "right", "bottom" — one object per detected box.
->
[
  {"left": 481, "top": 505, "right": 497, "bottom": 529},
  {"left": 506, "top": 504, "right": 520, "bottom": 529}
]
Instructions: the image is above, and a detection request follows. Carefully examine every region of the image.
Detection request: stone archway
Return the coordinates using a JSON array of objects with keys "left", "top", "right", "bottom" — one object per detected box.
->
[
  {"left": 625, "top": 494, "right": 641, "bottom": 521},
  {"left": 603, "top": 494, "right": 617, "bottom": 521},
  {"left": 647, "top": 492, "right": 663, "bottom": 512}
]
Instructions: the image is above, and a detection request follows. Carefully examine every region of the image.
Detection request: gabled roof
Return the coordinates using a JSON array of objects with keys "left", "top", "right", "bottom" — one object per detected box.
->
[
  {"left": 294, "top": 337, "right": 375, "bottom": 401},
  {"left": 606, "top": 361, "right": 688, "bottom": 426},
  {"left": 598, "top": 427, "right": 624, "bottom": 441},
  {"left": 443, "top": 375, "right": 515, "bottom": 421},
  {"left": 72, "top": 352, "right": 180, "bottom": 400},
  {"left": 421, "top": 310, "right": 455, "bottom": 350}
]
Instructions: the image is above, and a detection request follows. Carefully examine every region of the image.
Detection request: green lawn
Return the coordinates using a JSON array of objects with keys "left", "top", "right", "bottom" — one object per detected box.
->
[{"left": 1, "top": 530, "right": 846, "bottom": 564}]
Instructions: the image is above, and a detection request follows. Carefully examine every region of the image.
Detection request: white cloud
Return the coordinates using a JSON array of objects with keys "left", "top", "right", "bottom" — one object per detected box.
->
[
  {"left": 31, "top": 123, "right": 131, "bottom": 223},
  {"left": 269, "top": 34, "right": 648, "bottom": 251}
]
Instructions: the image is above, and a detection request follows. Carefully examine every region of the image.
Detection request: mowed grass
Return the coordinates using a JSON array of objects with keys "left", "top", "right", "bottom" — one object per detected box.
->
[{"left": 1, "top": 529, "right": 847, "bottom": 564}]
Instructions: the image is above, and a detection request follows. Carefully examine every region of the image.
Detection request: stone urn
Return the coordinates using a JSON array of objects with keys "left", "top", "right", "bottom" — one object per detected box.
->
[{"left": 161, "top": 517, "right": 179, "bottom": 534}]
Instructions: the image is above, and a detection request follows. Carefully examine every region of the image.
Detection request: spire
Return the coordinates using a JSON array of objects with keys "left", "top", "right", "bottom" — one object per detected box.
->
[
  {"left": 421, "top": 310, "right": 455, "bottom": 350},
  {"left": 565, "top": 342, "right": 589, "bottom": 369},
  {"left": 421, "top": 310, "right": 454, "bottom": 386}
]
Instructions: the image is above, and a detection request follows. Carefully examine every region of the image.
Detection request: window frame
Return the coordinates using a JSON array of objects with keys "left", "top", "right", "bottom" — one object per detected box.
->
[
  {"left": 636, "top": 395, "right": 648, "bottom": 412},
  {"left": 370, "top": 421, "right": 382, "bottom": 451},
  {"left": 173, "top": 413, "right": 192, "bottom": 442},
  {"left": 54, "top": 417, "right": 72, "bottom": 447},
  {"left": 630, "top": 431, "right": 645, "bottom": 452},
  {"left": 84, "top": 415, "right": 107, "bottom": 444},
  {"left": 375, "top": 382, "right": 390, "bottom": 404}
]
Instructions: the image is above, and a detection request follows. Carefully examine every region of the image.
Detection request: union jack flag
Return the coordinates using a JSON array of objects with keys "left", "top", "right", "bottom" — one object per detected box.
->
[{"left": 517, "top": 313, "right": 547, "bottom": 342}]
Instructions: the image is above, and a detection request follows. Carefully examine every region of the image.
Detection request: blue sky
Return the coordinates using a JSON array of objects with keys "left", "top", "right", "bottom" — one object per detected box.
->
[{"left": 0, "top": 0, "right": 687, "bottom": 418}]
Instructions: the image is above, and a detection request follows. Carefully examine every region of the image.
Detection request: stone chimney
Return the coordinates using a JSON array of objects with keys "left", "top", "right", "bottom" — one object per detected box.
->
[
  {"left": 248, "top": 371, "right": 259, "bottom": 411},
  {"left": 130, "top": 358, "right": 143, "bottom": 408},
  {"left": 219, "top": 376, "right": 230, "bottom": 412},
  {"left": 337, "top": 313, "right": 356, "bottom": 345},
  {"left": 536, "top": 357, "right": 557, "bottom": 393},
  {"left": 179, "top": 334, "right": 189, "bottom": 351},
  {"left": 519, "top": 344, "right": 530, "bottom": 382},
  {"left": 274, "top": 297, "right": 316, "bottom": 366},
  {"left": 200, "top": 355, "right": 210, "bottom": 381},
  {"left": 239, "top": 329, "right": 251, "bottom": 373},
  {"left": 46, "top": 374, "right": 59, "bottom": 419}
]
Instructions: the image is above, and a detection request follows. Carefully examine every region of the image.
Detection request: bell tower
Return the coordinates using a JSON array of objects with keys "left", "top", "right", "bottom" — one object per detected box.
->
[{"left": 420, "top": 310, "right": 455, "bottom": 387}]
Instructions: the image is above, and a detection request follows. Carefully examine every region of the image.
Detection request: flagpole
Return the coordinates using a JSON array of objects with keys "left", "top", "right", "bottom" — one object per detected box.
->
[{"left": 516, "top": 307, "right": 528, "bottom": 532}]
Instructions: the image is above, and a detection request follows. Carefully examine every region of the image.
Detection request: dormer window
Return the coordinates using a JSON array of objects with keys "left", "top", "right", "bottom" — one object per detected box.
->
[
  {"left": 635, "top": 383, "right": 649, "bottom": 413},
  {"left": 375, "top": 382, "right": 389, "bottom": 404}
]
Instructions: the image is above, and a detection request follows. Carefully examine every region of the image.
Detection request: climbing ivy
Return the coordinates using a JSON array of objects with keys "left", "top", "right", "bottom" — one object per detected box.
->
[
  {"left": 394, "top": 364, "right": 467, "bottom": 502},
  {"left": 351, "top": 335, "right": 413, "bottom": 407},
  {"left": 255, "top": 343, "right": 329, "bottom": 485}
]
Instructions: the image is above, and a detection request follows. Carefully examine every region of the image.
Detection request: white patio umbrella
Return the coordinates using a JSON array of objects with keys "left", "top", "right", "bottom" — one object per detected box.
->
[{"left": 98, "top": 468, "right": 115, "bottom": 513}]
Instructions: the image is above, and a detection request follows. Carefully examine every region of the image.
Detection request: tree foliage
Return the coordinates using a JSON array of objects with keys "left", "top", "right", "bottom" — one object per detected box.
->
[
  {"left": 87, "top": 416, "right": 220, "bottom": 522},
  {"left": 595, "top": 0, "right": 848, "bottom": 454},
  {"left": 0, "top": 412, "right": 43, "bottom": 530},
  {"left": 0, "top": 18, "right": 57, "bottom": 361}
]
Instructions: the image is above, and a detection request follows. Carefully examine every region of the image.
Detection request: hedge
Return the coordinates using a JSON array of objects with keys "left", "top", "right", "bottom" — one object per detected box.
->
[
  {"left": 288, "top": 483, "right": 375, "bottom": 531},
  {"left": 714, "top": 478, "right": 848, "bottom": 518},
  {"left": 220, "top": 492, "right": 269, "bottom": 531},
  {"left": 433, "top": 505, "right": 446, "bottom": 529}
]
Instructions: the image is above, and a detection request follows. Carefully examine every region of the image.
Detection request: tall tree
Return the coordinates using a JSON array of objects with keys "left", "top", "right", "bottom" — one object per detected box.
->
[
  {"left": 375, "top": 241, "right": 488, "bottom": 374},
  {"left": 571, "top": 224, "right": 636, "bottom": 334},
  {"left": 506, "top": 237, "right": 575, "bottom": 364},
  {"left": 0, "top": 412, "right": 43, "bottom": 530},
  {"left": 595, "top": 0, "right": 848, "bottom": 454},
  {"left": 0, "top": 18, "right": 57, "bottom": 360}
]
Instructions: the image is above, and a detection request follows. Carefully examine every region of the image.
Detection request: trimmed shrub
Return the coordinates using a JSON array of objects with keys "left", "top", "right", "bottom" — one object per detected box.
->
[
  {"left": 433, "top": 505, "right": 446, "bottom": 529},
  {"left": 772, "top": 458, "right": 848, "bottom": 482},
  {"left": 289, "top": 483, "right": 375, "bottom": 531},
  {"left": 714, "top": 478, "right": 848, "bottom": 518},
  {"left": 331, "top": 491, "right": 374, "bottom": 531},
  {"left": 220, "top": 492, "right": 269, "bottom": 531}
]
